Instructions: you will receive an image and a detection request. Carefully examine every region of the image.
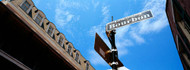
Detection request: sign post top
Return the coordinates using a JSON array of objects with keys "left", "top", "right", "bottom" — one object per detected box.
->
[{"left": 106, "top": 10, "right": 153, "bottom": 31}]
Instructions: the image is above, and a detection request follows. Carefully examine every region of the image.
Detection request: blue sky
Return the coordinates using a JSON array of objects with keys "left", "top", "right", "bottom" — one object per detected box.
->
[
  {"left": 3, "top": 0, "right": 184, "bottom": 70},
  {"left": 34, "top": 0, "right": 183, "bottom": 70}
]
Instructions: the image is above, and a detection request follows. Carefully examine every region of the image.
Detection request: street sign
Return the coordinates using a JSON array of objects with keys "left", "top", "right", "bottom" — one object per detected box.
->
[
  {"left": 106, "top": 10, "right": 153, "bottom": 31},
  {"left": 94, "top": 33, "right": 123, "bottom": 68}
]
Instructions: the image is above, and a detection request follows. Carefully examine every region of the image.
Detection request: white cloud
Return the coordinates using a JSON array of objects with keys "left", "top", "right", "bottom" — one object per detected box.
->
[
  {"left": 102, "top": 5, "right": 110, "bottom": 25},
  {"left": 138, "top": 0, "right": 168, "bottom": 34},
  {"left": 33, "top": 0, "right": 40, "bottom": 7},
  {"left": 89, "top": 5, "right": 110, "bottom": 40},
  {"left": 58, "top": 0, "right": 81, "bottom": 9},
  {"left": 92, "top": 0, "right": 100, "bottom": 9},
  {"left": 55, "top": 9, "right": 74, "bottom": 27},
  {"left": 116, "top": 39, "right": 133, "bottom": 48},
  {"left": 55, "top": 0, "right": 86, "bottom": 28},
  {"left": 130, "top": 31, "right": 145, "bottom": 44},
  {"left": 116, "top": 26, "right": 130, "bottom": 39},
  {"left": 66, "top": 12, "right": 74, "bottom": 22},
  {"left": 102, "top": 6, "right": 109, "bottom": 16},
  {"left": 121, "top": 0, "right": 168, "bottom": 45},
  {"left": 117, "top": 47, "right": 129, "bottom": 57}
]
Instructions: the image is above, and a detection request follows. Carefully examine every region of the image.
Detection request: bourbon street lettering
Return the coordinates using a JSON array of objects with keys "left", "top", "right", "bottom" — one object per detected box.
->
[{"left": 106, "top": 10, "right": 153, "bottom": 31}]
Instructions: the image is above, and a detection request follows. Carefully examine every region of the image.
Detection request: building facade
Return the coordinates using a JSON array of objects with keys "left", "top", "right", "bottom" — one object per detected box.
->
[
  {"left": 0, "top": 0, "right": 94, "bottom": 70},
  {"left": 166, "top": 0, "right": 190, "bottom": 70}
]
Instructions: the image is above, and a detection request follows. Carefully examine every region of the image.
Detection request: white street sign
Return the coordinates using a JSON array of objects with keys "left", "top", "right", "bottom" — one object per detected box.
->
[{"left": 106, "top": 10, "right": 153, "bottom": 31}]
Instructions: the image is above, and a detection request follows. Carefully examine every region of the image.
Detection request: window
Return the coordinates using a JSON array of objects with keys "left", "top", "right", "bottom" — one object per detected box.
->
[
  {"left": 62, "top": 44, "right": 65, "bottom": 49},
  {"left": 58, "top": 37, "right": 63, "bottom": 46},
  {"left": 71, "top": 53, "right": 73, "bottom": 57},
  {"left": 79, "top": 61, "right": 81, "bottom": 65},
  {"left": 183, "top": 20, "right": 190, "bottom": 34},
  {"left": 67, "top": 45, "right": 71, "bottom": 55},
  {"left": 75, "top": 53, "right": 79, "bottom": 62},
  {"left": 21, "top": 1, "right": 30, "bottom": 12},
  {"left": 47, "top": 26, "right": 53, "bottom": 36},
  {"left": 52, "top": 34, "right": 55, "bottom": 40},
  {"left": 28, "top": 10, "right": 32, "bottom": 17},
  {"left": 35, "top": 14, "right": 43, "bottom": 25},
  {"left": 41, "top": 22, "right": 44, "bottom": 29},
  {"left": 86, "top": 63, "right": 89, "bottom": 70}
]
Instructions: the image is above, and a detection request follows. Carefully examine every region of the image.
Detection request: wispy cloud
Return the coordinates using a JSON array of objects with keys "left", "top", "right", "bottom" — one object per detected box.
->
[
  {"left": 88, "top": 5, "right": 112, "bottom": 66},
  {"left": 55, "top": 0, "right": 89, "bottom": 28},
  {"left": 92, "top": 0, "right": 100, "bottom": 9},
  {"left": 121, "top": 0, "right": 168, "bottom": 44},
  {"left": 130, "top": 31, "right": 145, "bottom": 44},
  {"left": 138, "top": 0, "right": 168, "bottom": 34},
  {"left": 116, "top": 26, "right": 130, "bottom": 39},
  {"left": 89, "top": 5, "right": 110, "bottom": 39},
  {"left": 101, "top": 5, "right": 111, "bottom": 26},
  {"left": 55, "top": 9, "right": 74, "bottom": 27},
  {"left": 33, "top": 0, "right": 40, "bottom": 7},
  {"left": 57, "top": 0, "right": 88, "bottom": 10},
  {"left": 125, "top": 0, "right": 168, "bottom": 45}
]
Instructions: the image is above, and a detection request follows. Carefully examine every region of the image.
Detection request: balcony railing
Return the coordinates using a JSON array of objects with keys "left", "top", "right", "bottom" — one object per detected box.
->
[
  {"left": 177, "top": 22, "right": 190, "bottom": 48},
  {"left": 184, "top": 21, "right": 190, "bottom": 34}
]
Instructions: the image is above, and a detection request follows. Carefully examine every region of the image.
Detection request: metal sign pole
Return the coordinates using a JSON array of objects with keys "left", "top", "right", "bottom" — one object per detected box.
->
[
  {"left": 108, "top": 16, "right": 118, "bottom": 70},
  {"left": 111, "top": 30, "right": 117, "bottom": 70}
]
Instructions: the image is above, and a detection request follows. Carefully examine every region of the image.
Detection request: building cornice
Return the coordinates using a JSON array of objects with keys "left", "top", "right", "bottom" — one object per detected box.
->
[{"left": 2, "top": 1, "right": 83, "bottom": 70}]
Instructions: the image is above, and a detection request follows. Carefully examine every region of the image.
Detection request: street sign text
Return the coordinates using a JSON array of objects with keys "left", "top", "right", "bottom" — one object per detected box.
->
[{"left": 106, "top": 10, "right": 153, "bottom": 31}]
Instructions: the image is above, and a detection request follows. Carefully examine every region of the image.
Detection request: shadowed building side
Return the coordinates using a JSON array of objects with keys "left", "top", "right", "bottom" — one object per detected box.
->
[
  {"left": 166, "top": 0, "right": 190, "bottom": 70},
  {"left": 0, "top": 0, "right": 95, "bottom": 70}
]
